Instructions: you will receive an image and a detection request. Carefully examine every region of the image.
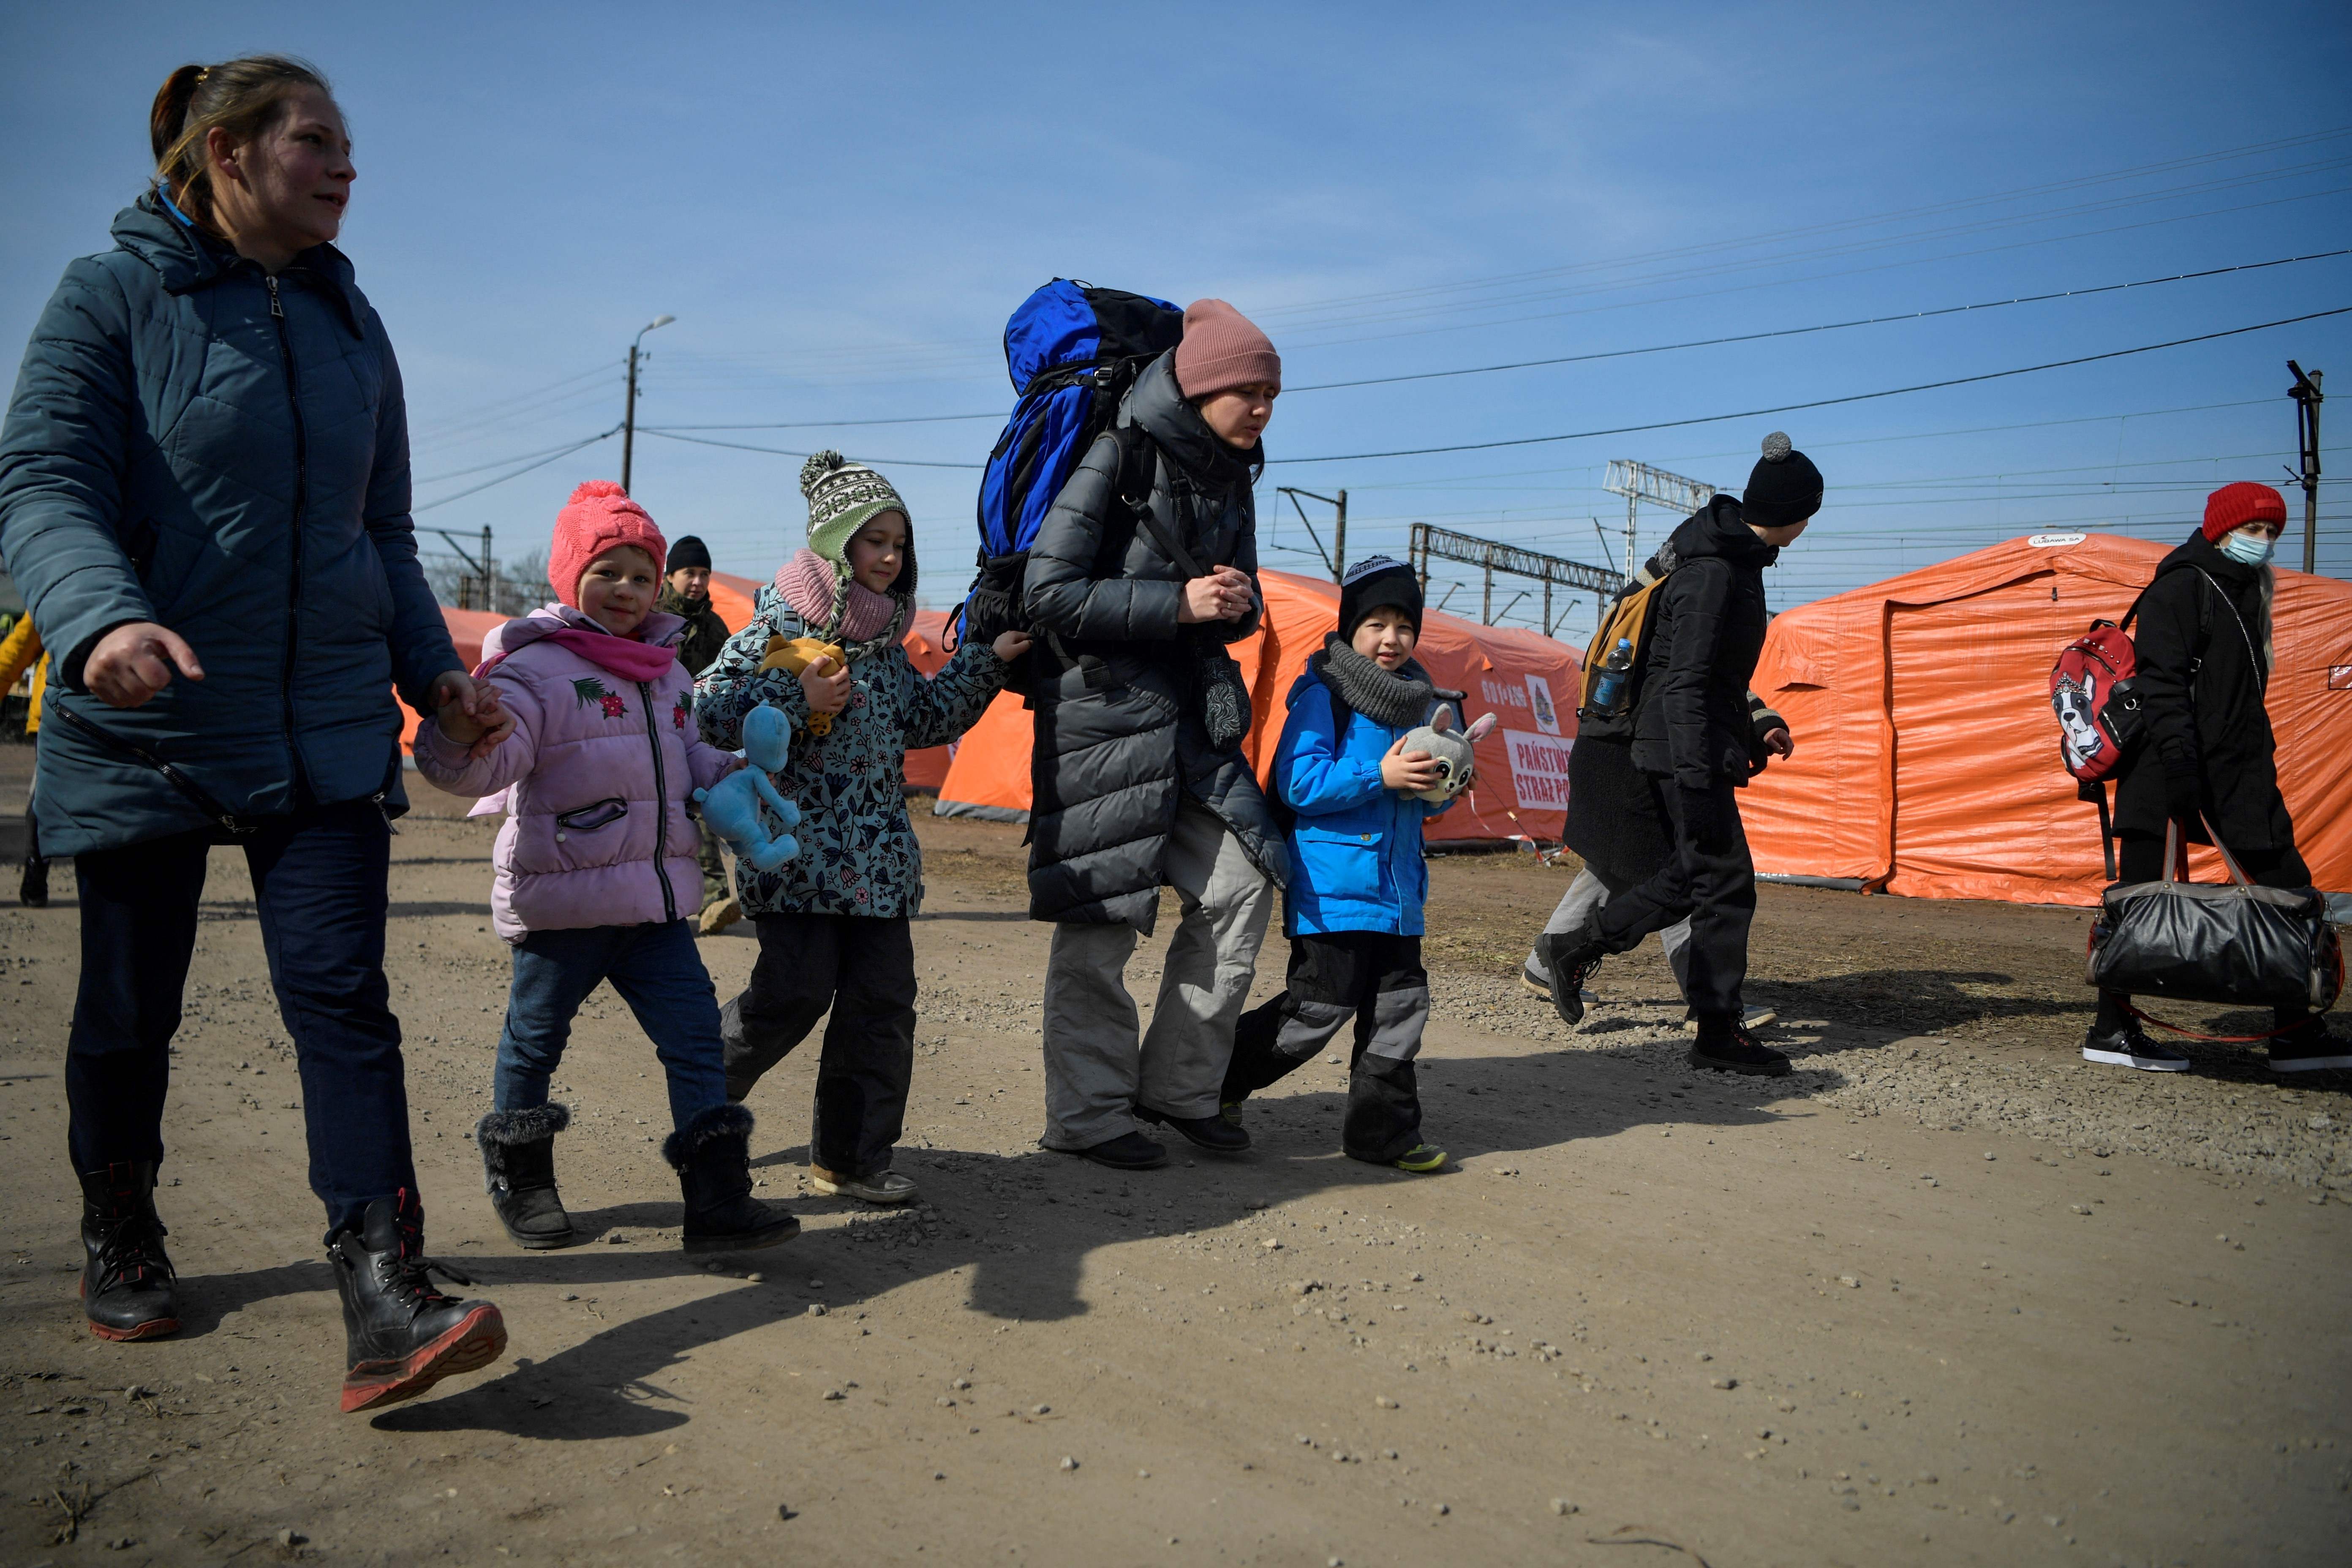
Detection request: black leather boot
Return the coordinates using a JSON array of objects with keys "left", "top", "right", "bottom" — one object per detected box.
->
[
  {"left": 663, "top": 1105, "right": 799, "bottom": 1257},
  {"left": 329, "top": 1195, "right": 506, "bottom": 1414},
  {"left": 475, "top": 1104, "right": 576, "bottom": 1250},
  {"left": 78, "top": 1161, "right": 178, "bottom": 1342}
]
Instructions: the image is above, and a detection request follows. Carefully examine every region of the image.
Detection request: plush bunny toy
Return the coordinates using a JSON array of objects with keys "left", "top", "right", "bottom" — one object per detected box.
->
[
  {"left": 694, "top": 705, "right": 804, "bottom": 871},
  {"left": 1398, "top": 703, "right": 1497, "bottom": 805}
]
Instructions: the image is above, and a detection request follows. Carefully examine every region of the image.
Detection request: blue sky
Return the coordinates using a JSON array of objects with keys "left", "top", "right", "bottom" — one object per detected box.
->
[{"left": 5, "top": 2, "right": 2347, "bottom": 645}]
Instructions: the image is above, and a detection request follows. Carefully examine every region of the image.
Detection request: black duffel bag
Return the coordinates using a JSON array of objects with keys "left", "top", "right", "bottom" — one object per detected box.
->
[{"left": 2087, "top": 817, "right": 2343, "bottom": 1015}]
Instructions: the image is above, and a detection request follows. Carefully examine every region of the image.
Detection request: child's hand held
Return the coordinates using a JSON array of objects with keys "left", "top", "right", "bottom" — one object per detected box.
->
[
  {"left": 1380, "top": 737, "right": 1444, "bottom": 793},
  {"left": 800, "top": 654, "right": 852, "bottom": 715},
  {"left": 991, "top": 629, "right": 1034, "bottom": 663}
]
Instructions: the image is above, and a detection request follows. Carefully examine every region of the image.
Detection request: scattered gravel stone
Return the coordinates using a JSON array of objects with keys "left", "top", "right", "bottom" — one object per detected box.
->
[
  {"left": 823, "top": 1389, "right": 844, "bottom": 1401},
  {"left": 1550, "top": 1498, "right": 1578, "bottom": 1516},
  {"left": 1059, "top": 1456, "right": 1079, "bottom": 1471}
]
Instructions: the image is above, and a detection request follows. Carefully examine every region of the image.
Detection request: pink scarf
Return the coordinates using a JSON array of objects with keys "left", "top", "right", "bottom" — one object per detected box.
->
[
  {"left": 476, "top": 622, "right": 676, "bottom": 683},
  {"left": 777, "top": 549, "right": 898, "bottom": 643}
]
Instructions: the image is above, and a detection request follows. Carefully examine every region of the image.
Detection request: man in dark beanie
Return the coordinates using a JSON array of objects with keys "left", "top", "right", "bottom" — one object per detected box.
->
[
  {"left": 1538, "top": 432, "right": 1821, "bottom": 1076},
  {"left": 656, "top": 534, "right": 735, "bottom": 922},
  {"left": 657, "top": 534, "right": 730, "bottom": 677}
]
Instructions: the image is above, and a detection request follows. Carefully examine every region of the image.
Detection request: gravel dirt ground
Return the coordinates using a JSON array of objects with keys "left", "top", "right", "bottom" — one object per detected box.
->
[{"left": 2, "top": 779, "right": 2347, "bottom": 1567}]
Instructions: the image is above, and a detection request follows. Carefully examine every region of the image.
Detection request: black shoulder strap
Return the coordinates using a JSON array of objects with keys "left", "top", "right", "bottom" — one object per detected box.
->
[
  {"left": 2189, "top": 566, "right": 2263, "bottom": 692},
  {"left": 1111, "top": 424, "right": 1208, "bottom": 579}
]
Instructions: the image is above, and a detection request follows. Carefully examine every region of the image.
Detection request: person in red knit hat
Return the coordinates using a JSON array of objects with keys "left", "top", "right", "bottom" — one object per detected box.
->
[
  {"left": 414, "top": 479, "right": 802, "bottom": 1259},
  {"left": 2083, "top": 480, "right": 2346, "bottom": 1074}
]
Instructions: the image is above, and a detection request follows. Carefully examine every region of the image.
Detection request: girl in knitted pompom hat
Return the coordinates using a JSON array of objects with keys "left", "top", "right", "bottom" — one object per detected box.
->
[
  {"left": 416, "top": 479, "right": 799, "bottom": 1258},
  {"left": 692, "top": 454, "right": 1032, "bottom": 1204}
]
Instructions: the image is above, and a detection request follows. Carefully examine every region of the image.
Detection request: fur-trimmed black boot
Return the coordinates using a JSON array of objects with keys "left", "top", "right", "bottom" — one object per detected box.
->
[
  {"left": 78, "top": 1161, "right": 178, "bottom": 1342},
  {"left": 475, "top": 1104, "right": 576, "bottom": 1250},
  {"left": 329, "top": 1195, "right": 506, "bottom": 1414},
  {"left": 662, "top": 1105, "right": 799, "bottom": 1257}
]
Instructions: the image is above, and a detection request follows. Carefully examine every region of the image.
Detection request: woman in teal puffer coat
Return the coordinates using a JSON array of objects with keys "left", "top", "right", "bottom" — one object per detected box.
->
[{"left": 0, "top": 56, "right": 510, "bottom": 1412}]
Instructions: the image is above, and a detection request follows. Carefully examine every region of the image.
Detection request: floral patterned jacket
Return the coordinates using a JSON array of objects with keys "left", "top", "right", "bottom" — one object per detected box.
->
[{"left": 694, "top": 584, "right": 1006, "bottom": 918}]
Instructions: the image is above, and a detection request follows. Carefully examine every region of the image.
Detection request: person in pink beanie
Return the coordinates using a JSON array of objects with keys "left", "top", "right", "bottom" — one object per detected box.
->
[
  {"left": 414, "top": 479, "right": 800, "bottom": 1258},
  {"left": 1018, "top": 298, "right": 1288, "bottom": 1171}
]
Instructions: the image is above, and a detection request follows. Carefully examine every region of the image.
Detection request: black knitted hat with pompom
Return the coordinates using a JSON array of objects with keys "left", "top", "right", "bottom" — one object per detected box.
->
[{"left": 1742, "top": 431, "right": 1824, "bottom": 528}]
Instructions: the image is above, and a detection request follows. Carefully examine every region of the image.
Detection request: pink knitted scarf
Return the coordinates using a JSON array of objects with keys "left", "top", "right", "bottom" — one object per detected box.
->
[{"left": 776, "top": 549, "right": 898, "bottom": 643}]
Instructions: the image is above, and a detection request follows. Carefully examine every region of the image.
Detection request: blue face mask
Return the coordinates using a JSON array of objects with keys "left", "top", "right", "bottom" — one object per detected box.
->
[{"left": 2219, "top": 529, "right": 2276, "bottom": 567}]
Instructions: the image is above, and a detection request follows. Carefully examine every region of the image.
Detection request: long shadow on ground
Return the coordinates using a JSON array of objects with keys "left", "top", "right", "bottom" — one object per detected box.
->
[{"left": 341, "top": 1034, "right": 1844, "bottom": 1438}]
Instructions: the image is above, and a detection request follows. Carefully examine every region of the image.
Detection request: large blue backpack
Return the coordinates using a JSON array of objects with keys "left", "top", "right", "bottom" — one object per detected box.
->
[{"left": 956, "top": 281, "right": 1184, "bottom": 663}]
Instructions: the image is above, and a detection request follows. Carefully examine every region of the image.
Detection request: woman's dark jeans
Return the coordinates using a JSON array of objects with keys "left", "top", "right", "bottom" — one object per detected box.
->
[{"left": 67, "top": 801, "right": 417, "bottom": 1236}]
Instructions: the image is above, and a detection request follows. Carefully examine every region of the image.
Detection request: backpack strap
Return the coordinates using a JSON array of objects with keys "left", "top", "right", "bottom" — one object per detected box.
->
[
  {"left": 1111, "top": 423, "right": 1209, "bottom": 578},
  {"left": 2188, "top": 566, "right": 2264, "bottom": 693}
]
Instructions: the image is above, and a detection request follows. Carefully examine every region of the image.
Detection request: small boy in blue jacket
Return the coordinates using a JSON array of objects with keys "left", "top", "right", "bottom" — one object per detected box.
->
[{"left": 1223, "top": 557, "right": 1460, "bottom": 1172}]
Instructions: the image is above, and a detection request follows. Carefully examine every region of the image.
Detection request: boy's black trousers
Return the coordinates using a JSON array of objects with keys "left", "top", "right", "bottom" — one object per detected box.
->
[
  {"left": 720, "top": 912, "right": 916, "bottom": 1179},
  {"left": 1225, "top": 931, "right": 1428, "bottom": 1163},
  {"left": 1590, "top": 775, "right": 1756, "bottom": 1021}
]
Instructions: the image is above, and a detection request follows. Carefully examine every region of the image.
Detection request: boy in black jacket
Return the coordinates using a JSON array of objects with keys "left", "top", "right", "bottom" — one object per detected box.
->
[{"left": 1541, "top": 433, "right": 1822, "bottom": 1075}]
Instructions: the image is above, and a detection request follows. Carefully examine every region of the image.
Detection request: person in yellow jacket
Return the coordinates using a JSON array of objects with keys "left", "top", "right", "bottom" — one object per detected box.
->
[{"left": 0, "top": 611, "right": 49, "bottom": 906}]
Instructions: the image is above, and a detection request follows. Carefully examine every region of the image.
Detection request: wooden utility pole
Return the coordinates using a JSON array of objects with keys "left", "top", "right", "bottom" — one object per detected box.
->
[
  {"left": 620, "top": 314, "right": 675, "bottom": 495},
  {"left": 2289, "top": 360, "right": 2323, "bottom": 575},
  {"left": 621, "top": 341, "right": 642, "bottom": 494}
]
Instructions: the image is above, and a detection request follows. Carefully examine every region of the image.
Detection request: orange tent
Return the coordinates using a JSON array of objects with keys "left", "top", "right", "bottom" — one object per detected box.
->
[
  {"left": 934, "top": 567, "right": 1584, "bottom": 844},
  {"left": 1742, "top": 532, "right": 2352, "bottom": 906}
]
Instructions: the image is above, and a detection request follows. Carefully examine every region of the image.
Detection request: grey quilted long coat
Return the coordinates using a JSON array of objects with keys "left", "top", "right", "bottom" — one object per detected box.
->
[
  {"left": 0, "top": 195, "right": 453, "bottom": 855},
  {"left": 1020, "top": 350, "right": 1282, "bottom": 931}
]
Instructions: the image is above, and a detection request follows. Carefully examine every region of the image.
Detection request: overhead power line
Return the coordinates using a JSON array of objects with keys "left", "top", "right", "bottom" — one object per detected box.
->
[
  {"left": 414, "top": 425, "right": 622, "bottom": 512},
  {"left": 645, "top": 410, "right": 1006, "bottom": 433},
  {"left": 626, "top": 251, "right": 2345, "bottom": 440},
  {"left": 641, "top": 428, "right": 986, "bottom": 470},
  {"left": 1267, "top": 307, "right": 2352, "bottom": 466},
  {"left": 1286, "top": 251, "right": 2351, "bottom": 392}
]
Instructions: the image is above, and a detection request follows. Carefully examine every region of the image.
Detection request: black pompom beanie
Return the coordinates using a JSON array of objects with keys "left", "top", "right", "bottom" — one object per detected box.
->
[
  {"left": 1741, "top": 431, "right": 1824, "bottom": 528},
  {"left": 1337, "top": 555, "right": 1423, "bottom": 639}
]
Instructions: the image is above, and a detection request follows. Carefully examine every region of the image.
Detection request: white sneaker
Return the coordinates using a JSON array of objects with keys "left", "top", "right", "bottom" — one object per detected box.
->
[
  {"left": 811, "top": 1166, "right": 917, "bottom": 1204},
  {"left": 2081, "top": 1025, "right": 2189, "bottom": 1072}
]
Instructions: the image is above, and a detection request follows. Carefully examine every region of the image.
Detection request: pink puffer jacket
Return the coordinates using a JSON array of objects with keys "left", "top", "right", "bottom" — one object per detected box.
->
[{"left": 413, "top": 605, "right": 740, "bottom": 942}]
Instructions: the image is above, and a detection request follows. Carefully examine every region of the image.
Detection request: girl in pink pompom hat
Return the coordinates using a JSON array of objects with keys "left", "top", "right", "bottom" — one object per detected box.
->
[{"left": 410, "top": 480, "right": 800, "bottom": 1259}]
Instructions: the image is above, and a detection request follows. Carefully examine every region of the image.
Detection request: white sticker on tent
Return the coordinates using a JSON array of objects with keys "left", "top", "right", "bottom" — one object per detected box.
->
[
  {"left": 1522, "top": 674, "right": 1560, "bottom": 735},
  {"left": 1503, "top": 730, "right": 1573, "bottom": 809},
  {"left": 2027, "top": 532, "right": 2087, "bottom": 548}
]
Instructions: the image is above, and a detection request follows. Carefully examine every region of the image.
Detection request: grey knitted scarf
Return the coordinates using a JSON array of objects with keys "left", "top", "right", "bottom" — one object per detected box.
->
[{"left": 1315, "top": 634, "right": 1460, "bottom": 729}]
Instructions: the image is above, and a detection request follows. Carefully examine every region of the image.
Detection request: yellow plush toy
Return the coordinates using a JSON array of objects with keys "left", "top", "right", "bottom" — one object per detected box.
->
[{"left": 758, "top": 634, "right": 847, "bottom": 737}]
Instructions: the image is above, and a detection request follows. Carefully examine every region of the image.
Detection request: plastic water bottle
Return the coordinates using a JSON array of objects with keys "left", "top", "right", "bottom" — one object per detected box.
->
[{"left": 1590, "top": 637, "right": 1634, "bottom": 713}]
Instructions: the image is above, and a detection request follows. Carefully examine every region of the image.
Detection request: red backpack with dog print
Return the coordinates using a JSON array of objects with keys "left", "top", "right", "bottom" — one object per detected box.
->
[{"left": 2049, "top": 612, "right": 2143, "bottom": 785}]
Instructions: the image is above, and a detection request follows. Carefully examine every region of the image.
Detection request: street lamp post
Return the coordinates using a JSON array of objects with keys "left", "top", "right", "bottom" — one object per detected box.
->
[{"left": 620, "top": 314, "right": 675, "bottom": 494}]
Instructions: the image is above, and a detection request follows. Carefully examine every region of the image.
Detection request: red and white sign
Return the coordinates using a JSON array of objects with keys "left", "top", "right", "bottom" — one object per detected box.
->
[{"left": 1503, "top": 730, "right": 1573, "bottom": 810}]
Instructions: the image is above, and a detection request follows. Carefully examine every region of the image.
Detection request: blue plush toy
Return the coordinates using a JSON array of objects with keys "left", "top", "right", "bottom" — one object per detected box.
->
[{"left": 694, "top": 705, "right": 803, "bottom": 872}]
